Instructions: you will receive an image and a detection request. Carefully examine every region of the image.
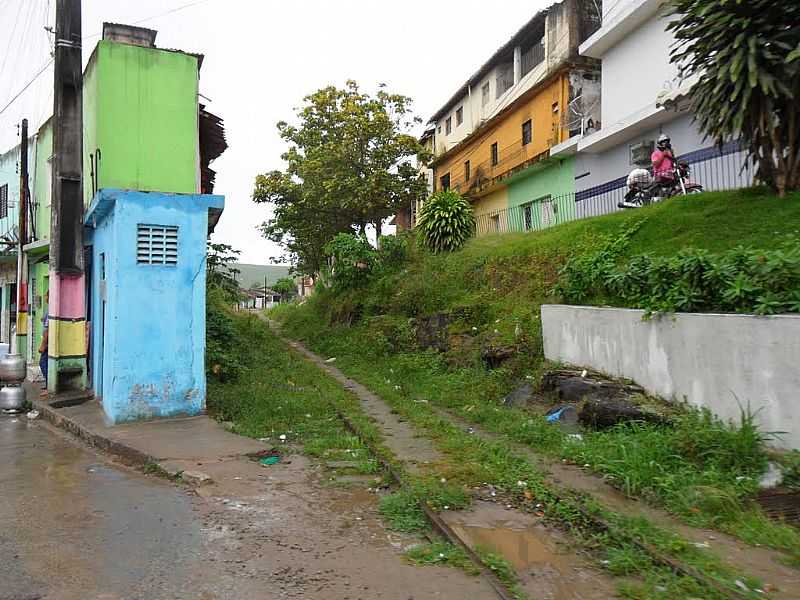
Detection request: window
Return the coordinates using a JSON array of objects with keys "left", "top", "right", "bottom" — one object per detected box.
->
[
  {"left": 464, "top": 160, "right": 471, "bottom": 181},
  {"left": 490, "top": 214, "right": 500, "bottom": 232},
  {"left": 437, "top": 125, "right": 441, "bottom": 134},
  {"left": 491, "top": 142, "right": 499, "bottom": 166},
  {"left": 445, "top": 117, "right": 452, "bottom": 135},
  {"left": 481, "top": 82, "right": 491, "bottom": 107},
  {"left": 456, "top": 106, "right": 463, "bottom": 126},
  {"left": 439, "top": 173, "right": 450, "bottom": 191},
  {"left": 137, "top": 224, "right": 178, "bottom": 265},
  {"left": 0, "top": 184, "right": 7, "bottom": 219},
  {"left": 539, "top": 196, "right": 555, "bottom": 226},
  {"left": 523, "top": 203, "right": 533, "bottom": 231},
  {"left": 630, "top": 140, "right": 655, "bottom": 166},
  {"left": 522, "top": 119, "right": 532, "bottom": 146},
  {"left": 496, "top": 63, "right": 514, "bottom": 99}
]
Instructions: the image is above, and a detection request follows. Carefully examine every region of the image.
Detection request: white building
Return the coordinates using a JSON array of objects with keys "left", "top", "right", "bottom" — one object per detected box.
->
[{"left": 552, "top": 0, "right": 752, "bottom": 216}]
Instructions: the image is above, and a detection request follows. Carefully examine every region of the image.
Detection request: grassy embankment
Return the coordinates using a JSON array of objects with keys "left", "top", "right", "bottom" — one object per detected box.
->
[{"left": 270, "top": 188, "right": 800, "bottom": 563}]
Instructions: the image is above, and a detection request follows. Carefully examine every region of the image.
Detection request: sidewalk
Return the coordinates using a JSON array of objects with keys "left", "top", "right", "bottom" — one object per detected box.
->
[{"left": 30, "top": 394, "right": 265, "bottom": 483}]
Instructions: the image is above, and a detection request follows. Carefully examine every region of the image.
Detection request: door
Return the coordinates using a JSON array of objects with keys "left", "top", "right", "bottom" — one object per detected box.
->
[{"left": 97, "top": 253, "right": 107, "bottom": 399}]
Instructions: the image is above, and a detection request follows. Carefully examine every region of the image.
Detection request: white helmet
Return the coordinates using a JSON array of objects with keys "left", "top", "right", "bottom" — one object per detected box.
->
[{"left": 627, "top": 168, "right": 652, "bottom": 188}]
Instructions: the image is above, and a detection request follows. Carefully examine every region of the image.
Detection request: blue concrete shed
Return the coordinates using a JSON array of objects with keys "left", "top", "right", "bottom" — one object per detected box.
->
[{"left": 84, "top": 189, "right": 224, "bottom": 423}]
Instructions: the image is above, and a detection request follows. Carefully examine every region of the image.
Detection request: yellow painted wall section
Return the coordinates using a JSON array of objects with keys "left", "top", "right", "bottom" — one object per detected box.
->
[
  {"left": 49, "top": 319, "right": 86, "bottom": 358},
  {"left": 434, "top": 73, "right": 569, "bottom": 192},
  {"left": 473, "top": 187, "right": 510, "bottom": 236}
]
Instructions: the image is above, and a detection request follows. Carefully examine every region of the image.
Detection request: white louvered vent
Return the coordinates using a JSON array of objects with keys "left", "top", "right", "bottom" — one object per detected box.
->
[{"left": 137, "top": 224, "right": 178, "bottom": 265}]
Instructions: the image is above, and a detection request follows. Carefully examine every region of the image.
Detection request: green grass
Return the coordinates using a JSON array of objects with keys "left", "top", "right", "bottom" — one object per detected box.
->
[
  {"left": 404, "top": 541, "right": 480, "bottom": 575},
  {"left": 211, "top": 309, "right": 768, "bottom": 598},
  {"left": 262, "top": 188, "right": 800, "bottom": 593}
]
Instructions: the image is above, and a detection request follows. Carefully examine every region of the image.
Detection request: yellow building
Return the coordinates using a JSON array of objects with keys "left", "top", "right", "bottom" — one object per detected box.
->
[{"left": 425, "top": 0, "right": 601, "bottom": 235}]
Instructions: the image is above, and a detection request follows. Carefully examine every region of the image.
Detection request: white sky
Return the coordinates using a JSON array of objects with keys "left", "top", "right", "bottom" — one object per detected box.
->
[{"left": 0, "top": 0, "right": 551, "bottom": 264}]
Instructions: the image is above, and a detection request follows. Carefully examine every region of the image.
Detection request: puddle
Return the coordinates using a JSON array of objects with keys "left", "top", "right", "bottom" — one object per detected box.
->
[
  {"left": 443, "top": 502, "right": 617, "bottom": 599},
  {"left": 448, "top": 521, "right": 559, "bottom": 571}
]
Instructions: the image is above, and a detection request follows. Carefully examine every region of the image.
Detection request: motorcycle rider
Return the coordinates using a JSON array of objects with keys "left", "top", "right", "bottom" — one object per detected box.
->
[{"left": 651, "top": 133, "right": 676, "bottom": 183}]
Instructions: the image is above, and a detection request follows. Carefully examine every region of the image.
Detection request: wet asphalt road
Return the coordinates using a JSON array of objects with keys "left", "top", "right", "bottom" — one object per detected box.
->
[
  {"left": 0, "top": 414, "right": 496, "bottom": 600},
  {"left": 0, "top": 414, "right": 217, "bottom": 600}
]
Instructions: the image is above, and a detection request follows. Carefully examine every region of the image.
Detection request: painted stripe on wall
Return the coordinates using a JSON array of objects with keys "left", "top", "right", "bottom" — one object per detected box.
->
[
  {"left": 16, "top": 312, "right": 27, "bottom": 331},
  {"left": 49, "top": 272, "right": 85, "bottom": 319},
  {"left": 49, "top": 319, "right": 86, "bottom": 358}
]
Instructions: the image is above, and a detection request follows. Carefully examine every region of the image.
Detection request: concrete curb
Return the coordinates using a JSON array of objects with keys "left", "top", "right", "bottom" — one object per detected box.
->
[{"left": 30, "top": 398, "right": 160, "bottom": 468}]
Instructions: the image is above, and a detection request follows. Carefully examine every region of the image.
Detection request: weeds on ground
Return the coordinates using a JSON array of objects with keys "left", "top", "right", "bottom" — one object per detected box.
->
[
  {"left": 379, "top": 490, "right": 428, "bottom": 533},
  {"left": 474, "top": 546, "right": 528, "bottom": 600},
  {"left": 404, "top": 541, "right": 479, "bottom": 575}
]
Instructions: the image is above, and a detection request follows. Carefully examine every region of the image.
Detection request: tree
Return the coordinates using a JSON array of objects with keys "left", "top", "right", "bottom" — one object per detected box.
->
[
  {"left": 253, "top": 81, "right": 431, "bottom": 274},
  {"left": 668, "top": 0, "right": 800, "bottom": 197},
  {"left": 207, "top": 242, "right": 241, "bottom": 300},
  {"left": 272, "top": 277, "right": 297, "bottom": 301}
]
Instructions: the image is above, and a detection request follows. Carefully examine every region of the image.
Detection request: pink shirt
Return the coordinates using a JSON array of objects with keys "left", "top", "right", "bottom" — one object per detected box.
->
[{"left": 651, "top": 149, "right": 675, "bottom": 176}]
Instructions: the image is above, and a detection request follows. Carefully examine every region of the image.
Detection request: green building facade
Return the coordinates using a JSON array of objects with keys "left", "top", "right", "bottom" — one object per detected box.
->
[
  {"left": 82, "top": 40, "right": 200, "bottom": 206},
  {"left": 500, "top": 157, "right": 577, "bottom": 233}
]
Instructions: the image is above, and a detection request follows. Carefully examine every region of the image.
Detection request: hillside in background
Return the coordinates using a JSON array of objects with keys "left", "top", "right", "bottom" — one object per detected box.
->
[{"left": 233, "top": 263, "right": 291, "bottom": 289}]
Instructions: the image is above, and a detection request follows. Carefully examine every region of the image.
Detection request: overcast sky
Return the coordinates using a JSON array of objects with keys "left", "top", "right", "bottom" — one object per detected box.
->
[{"left": 0, "top": 0, "right": 551, "bottom": 264}]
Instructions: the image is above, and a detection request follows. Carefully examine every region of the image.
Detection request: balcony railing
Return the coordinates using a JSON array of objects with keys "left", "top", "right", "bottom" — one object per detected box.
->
[{"left": 443, "top": 138, "right": 552, "bottom": 195}]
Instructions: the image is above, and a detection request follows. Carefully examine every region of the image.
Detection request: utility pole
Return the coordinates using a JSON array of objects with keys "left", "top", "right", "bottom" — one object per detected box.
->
[
  {"left": 14, "top": 119, "right": 28, "bottom": 357},
  {"left": 48, "top": 0, "right": 86, "bottom": 393}
]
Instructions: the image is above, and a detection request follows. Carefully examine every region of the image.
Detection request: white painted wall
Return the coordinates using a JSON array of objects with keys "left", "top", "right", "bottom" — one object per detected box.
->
[
  {"left": 542, "top": 305, "right": 800, "bottom": 450},
  {"left": 600, "top": 13, "right": 679, "bottom": 125},
  {"left": 575, "top": 113, "right": 702, "bottom": 190}
]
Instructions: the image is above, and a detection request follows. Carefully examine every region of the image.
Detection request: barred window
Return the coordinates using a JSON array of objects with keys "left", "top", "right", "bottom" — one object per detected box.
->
[{"left": 0, "top": 184, "right": 7, "bottom": 219}]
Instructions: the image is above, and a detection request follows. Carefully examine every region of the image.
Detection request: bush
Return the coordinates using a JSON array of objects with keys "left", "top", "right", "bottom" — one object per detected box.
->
[
  {"left": 416, "top": 190, "right": 476, "bottom": 253},
  {"left": 206, "top": 287, "right": 248, "bottom": 382},
  {"left": 324, "top": 233, "right": 377, "bottom": 291},
  {"left": 376, "top": 232, "right": 410, "bottom": 272},
  {"left": 555, "top": 233, "right": 800, "bottom": 315}
]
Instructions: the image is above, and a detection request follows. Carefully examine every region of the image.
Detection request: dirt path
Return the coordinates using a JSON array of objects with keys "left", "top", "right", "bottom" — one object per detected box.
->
[
  {"left": 266, "top": 318, "right": 624, "bottom": 600},
  {"left": 281, "top": 335, "right": 442, "bottom": 475}
]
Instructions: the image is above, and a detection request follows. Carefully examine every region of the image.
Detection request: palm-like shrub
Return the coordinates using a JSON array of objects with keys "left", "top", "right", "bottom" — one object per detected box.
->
[
  {"left": 416, "top": 190, "right": 475, "bottom": 253},
  {"left": 668, "top": 0, "right": 800, "bottom": 197}
]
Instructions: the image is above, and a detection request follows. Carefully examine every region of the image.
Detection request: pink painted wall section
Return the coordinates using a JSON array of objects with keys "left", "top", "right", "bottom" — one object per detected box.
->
[{"left": 48, "top": 271, "right": 86, "bottom": 319}]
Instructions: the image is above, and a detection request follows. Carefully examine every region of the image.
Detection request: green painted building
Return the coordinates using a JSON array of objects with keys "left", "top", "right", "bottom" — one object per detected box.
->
[
  {"left": 502, "top": 156, "right": 576, "bottom": 233},
  {"left": 82, "top": 37, "right": 201, "bottom": 206}
]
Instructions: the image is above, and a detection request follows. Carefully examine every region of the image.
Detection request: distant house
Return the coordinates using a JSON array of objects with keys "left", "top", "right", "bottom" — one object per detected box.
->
[{"left": 238, "top": 287, "right": 282, "bottom": 310}]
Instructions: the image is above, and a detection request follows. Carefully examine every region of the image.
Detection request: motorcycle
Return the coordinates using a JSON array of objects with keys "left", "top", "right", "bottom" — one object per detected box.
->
[{"left": 618, "top": 161, "right": 704, "bottom": 209}]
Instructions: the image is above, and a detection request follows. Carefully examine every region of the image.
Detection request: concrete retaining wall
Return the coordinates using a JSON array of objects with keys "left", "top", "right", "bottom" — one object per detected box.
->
[{"left": 541, "top": 305, "right": 800, "bottom": 449}]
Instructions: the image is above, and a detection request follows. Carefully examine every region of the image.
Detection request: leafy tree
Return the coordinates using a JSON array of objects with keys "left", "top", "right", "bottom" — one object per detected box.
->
[
  {"left": 324, "top": 233, "right": 377, "bottom": 291},
  {"left": 668, "top": 0, "right": 800, "bottom": 196},
  {"left": 207, "top": 242, "right": 241, "bottom": 301},
  {"left": 253, "top": 81, "right": 431, "bottom": 274},
  {"left": 272, "top": 277, "right": 297, "bottom": 301},
  {"left": 416, "top": 190, "right": 476, "bottom": 253}
]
